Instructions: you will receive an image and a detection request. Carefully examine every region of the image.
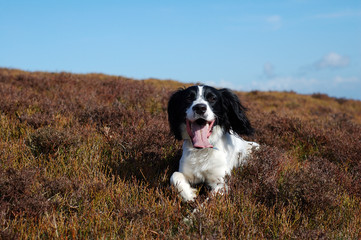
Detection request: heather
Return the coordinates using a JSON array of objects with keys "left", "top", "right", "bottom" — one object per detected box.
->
[{"left": 1, "top": 68, "right": 361, "bottom": 239}]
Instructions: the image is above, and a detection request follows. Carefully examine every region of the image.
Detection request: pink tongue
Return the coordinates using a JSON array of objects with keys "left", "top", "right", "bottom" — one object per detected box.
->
[{"left": 192, "top": 123, "right": 213, "bottom": 148}]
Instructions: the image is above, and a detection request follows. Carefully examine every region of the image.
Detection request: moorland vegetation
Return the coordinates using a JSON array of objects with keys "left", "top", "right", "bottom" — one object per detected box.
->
[{"left": 1, "top": 68, "right": 361, "bottom": 239}]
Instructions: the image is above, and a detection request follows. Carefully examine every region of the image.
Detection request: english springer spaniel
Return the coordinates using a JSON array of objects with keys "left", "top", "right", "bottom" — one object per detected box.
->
[{"left": 168, "top": 85, "right": 259, "bottom": 202}]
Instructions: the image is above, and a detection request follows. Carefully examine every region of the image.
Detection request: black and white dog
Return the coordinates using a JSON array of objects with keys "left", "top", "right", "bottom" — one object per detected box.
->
[{"left": 168, "top": 85, "right": 259, "bottom": 201}]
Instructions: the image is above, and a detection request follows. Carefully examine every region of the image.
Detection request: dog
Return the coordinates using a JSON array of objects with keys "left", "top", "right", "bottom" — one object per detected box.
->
[{"left": 168, "top": 85, "right": 259, "bottom": 201}]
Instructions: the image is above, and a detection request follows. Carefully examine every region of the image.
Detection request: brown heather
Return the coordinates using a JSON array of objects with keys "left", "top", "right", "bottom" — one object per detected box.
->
[{"left": 1, "top": 67, "right": 361, "bottom": 239}]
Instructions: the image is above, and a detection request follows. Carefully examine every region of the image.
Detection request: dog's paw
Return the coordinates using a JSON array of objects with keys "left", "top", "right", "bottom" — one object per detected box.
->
[
  {"left": 212, "top": 184, "right": 228, "bottom": 195},
  {"left": 180, "top": 187, "right": 197, "bottom": 202}
]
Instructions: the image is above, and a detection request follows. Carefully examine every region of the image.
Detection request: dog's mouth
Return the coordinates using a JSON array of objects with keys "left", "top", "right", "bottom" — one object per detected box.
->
[{"left": 186, "top": 118, "right": 215, "bottom": 148}]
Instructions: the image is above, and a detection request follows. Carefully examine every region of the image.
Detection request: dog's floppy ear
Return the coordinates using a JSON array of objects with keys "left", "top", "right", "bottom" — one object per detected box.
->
[
  {"left": 167, "top": 89, "right": 185, "bottom": 140},
  {"left": 219, "top": 88, "right": 254, "bottom": 136}
]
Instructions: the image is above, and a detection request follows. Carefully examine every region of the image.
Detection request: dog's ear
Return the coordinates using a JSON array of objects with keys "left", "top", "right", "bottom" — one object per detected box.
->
[
  {"left": 167, "top": 89, "right": 185, "bottom": 140},
  {"left": 219, "top": 88, "right": 254, "bottom": 136}
]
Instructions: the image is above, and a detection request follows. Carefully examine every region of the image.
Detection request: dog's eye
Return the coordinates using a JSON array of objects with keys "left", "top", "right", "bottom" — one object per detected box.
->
[
  {"left": 207, "top": 94, "right": 217, "bottom": 103},
  {"left": 186, "top": 93, "right": 196, "bottom": 102}
]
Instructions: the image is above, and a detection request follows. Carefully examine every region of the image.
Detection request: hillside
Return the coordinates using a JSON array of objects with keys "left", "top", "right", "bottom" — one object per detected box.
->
[{"left": 1, "top": 68, "right": 361, "bottom": 239}]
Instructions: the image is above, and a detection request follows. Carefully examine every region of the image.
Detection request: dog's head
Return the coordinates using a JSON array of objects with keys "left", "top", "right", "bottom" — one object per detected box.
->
[{"left": 167, "top": 85, "right": 254, "bottom": 148}]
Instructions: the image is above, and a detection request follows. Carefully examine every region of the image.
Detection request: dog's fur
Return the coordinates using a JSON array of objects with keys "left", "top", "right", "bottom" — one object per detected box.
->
[{"left": 168, "top": 85, "right": 259, "bottom": 201}]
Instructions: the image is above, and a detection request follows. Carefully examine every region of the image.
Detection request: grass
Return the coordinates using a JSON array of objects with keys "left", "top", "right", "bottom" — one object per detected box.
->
[{"left": 1, "top": 67, "right": 361, "bottom": 239}]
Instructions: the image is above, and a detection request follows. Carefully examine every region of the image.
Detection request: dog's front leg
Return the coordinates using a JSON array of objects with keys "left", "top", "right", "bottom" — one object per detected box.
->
[
  {"left": 170, "top": 172, "right": 197, "bottom": 202},
  {"left": 208, "top": 177, "right": 228, "bottom": 196},
  {"left": 206, "top": 167, "right": 229, "bottom": 196}
]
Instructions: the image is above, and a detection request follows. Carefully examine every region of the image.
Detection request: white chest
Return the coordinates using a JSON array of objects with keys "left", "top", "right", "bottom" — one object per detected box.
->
[{"left": 179, "top": 140, "right": 229, "bottom": 184}]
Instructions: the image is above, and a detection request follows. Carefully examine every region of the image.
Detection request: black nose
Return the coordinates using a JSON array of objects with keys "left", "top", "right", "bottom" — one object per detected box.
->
[{"left": 192, "top": 104, "right": 207, "bottom": 115}]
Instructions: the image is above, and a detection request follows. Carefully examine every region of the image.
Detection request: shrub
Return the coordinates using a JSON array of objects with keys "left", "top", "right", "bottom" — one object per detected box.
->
[
  {"left": 26, "top": 126, "right": 79, "bottom": 157},
  {"left": 0, "top": 168, "right": 50, "bottom": 219}
]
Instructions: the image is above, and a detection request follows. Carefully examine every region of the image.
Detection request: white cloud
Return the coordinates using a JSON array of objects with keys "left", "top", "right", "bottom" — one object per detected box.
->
[
  {"left": 333, "top": 76, "right": 359, "bottom": 84},
  {"left": 313, "top": 10, "right": 361, "bottom": 19},
  {"left": 298, "top": 52, "right": 351, "bottom": 74},
  {"left": 263, "top": 62, "right": 275, "bottom": 78},
  {"left": 315, "top": 52, "right": 350, "bottom": 70},
  {"left": 266, "top": 15, "right": 282, "bottom": 30}
]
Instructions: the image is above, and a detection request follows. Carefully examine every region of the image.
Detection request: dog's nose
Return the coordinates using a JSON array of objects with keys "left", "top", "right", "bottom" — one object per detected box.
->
[{"left": 192, "top": 104, "right": 207, "bottom": 115}]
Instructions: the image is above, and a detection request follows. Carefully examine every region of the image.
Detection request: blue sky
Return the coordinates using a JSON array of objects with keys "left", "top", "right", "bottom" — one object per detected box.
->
[{"left": 1, "top": 0, "right": 361, "bottom": 99}]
